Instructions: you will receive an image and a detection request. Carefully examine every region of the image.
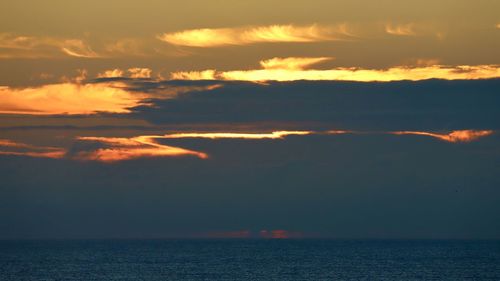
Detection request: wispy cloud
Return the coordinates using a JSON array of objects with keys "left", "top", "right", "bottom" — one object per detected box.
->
[
  {"left": 260, "top": 57, "right": 332, "bottom": 70},
  {"left": 103, "top": 38, "right": 149, "bottom": 57},
  {"left": 59, "top": 39, "right": 100, "bottom": 58},
  {"left": 0, "top": 129, "right": 494, "bottom": 162},
  {"left": 0, "top": 33, "right": 99, "bottom": 58},
  {"left": 0, "top": 139, "right": 66, "bottom": 159},
  {"left": 158, "top": 24, "right": 354, "bottom": 47},
  {"left": 391, "top": 130, "right": 494, "bottom": 143},
  {"left": 385, "top": 23, "right": 417, "bottom": 36},
  {"left": 170, "top": 58, "right": 500, "bottom": 81},
  {"left": 74, "top": 135, "right": 208, "bottom": 162},
  {"left": 161, "top": 131, "right": 312, "bottom": 139}
]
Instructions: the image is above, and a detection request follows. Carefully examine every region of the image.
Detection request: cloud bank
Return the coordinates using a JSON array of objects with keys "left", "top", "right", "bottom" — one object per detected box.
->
[{"left": 170, "top": 58, "right": 500, "bottom": 81}]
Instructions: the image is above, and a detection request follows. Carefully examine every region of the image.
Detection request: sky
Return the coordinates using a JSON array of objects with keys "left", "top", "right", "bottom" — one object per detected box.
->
[{"left": 0, "top": 0, "right": 499, "bottom": 239}]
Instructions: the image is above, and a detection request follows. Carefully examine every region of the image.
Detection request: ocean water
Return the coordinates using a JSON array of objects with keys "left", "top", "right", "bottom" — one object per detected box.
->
[{"left": 1, "top": 239, "right": 499, "bottom": 280}]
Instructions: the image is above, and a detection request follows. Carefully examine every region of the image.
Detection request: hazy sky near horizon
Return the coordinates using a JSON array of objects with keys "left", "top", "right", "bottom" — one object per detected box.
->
[{"left": 0, "top": 0, "right": 499, "bottom": 239}]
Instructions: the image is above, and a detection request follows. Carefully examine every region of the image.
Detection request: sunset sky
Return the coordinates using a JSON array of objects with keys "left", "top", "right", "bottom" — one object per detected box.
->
[{"left": 0, "top": 0, "right": 499, "bottom": 239}]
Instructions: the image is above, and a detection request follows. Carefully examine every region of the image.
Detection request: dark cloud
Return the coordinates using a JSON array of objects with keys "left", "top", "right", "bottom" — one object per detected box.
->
[
  {"left": 0, "top": 133, "right": 499, "bottom": 239},
  {"left": 128, "top": 79, "right": 500, "bottom": 131},
  {"left": 0, "top": 78, "right": 499, "bottom": 239}
]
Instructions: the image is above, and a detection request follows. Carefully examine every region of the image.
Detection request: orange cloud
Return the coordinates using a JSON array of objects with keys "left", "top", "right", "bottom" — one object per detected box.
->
[
  {"left": 158, "top": 24, "right": 353, "bottom": 47},
  {"left": 0, "top": 76, "right": 222, "bottom": 115},
  {"left": 71, "top": 131, "right": 311, "bottom": 162},
  {"left": 161, "top": 131, "right": 312, "bottom": 140},
  {"left": 0, "top": 139, "right": 66, "bottom": 159},
  {"left": 171, "top": 59, "right": 500, "bottom": 81},
  {"left": 0, "top": 82, "right": 146, "bottom": 115},
  {"left": 75, "top": 135, "right": 208, "bottom": 162},
  {"left": 392, "top": 130, "right": 494, "bottom": 143}
]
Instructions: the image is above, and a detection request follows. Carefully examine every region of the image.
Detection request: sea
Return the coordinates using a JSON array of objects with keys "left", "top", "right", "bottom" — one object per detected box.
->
[{"left": 1, "top": 239, "right": 499, "bottom": 280}]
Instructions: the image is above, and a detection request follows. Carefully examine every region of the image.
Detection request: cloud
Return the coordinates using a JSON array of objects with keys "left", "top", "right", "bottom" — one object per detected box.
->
[
  {"left": 162, "top": 131, "right": 312, "bottom": 139},
  {"left": 59, "top": 39, "right": 100, "bottom": 58},
  {"left": 0, "top": 82, "right": 146, "bottom": 115},
  {"left": 127, "top": 68, "right": 152, "bottom": 78},
  {"left": 0, "top": 128, "right": 494, "bottom": 162},
  {"left": 158, "top": 24, "right": 354, "bottom": 47},
  {"left": 392, "top": 130, "right": 494, "bottom": 143},
  {"left": 385, "top": 23, "right": 417, "bottom": 36},
  {"left": 260, "top": 57, "right": 332, "bottom": 70},
  {"left": 0, "top": 34, "right": 40, "bottom": 49},
  {"left": 103, "top": 38, "right": 148, "bottom": 56},
  {"left": 0, "top": 75, "right": 223, "bottom": 115},
  {"left": 97, "top": 68, "right": 152, "bottom": 78},
  {"left": 97, "top": 69, "right": 125, "bottom": 78},
  {"left": 0, "top": 139, "right": 66, "bottom": 159},
  {"left": 170, "top": 70, "right": 217, "bottom": 80},
  {"left": 133, "top": 79, "right": 500, "bottom": 131},
  {"left": 170, "top": 58, "right": 500, "bottom": 81},
  {"left": 74, "top": 135, "right": 208, "bottom": 162},
  {"left": 0, "top": 33, "right": 100, "bottom": 58}
]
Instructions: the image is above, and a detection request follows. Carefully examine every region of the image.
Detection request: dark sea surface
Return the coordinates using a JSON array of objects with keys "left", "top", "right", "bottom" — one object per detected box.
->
[{"left": 1, "top": 239, "right": 499, "bottom": 280}]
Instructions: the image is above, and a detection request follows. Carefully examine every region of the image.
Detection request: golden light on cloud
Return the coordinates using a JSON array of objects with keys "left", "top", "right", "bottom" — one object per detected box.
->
[
  {"left": 385, "top": 23, "right": 417, "bottom": 36},
  {"left": 170, "top": 70, "right": 217, "bottom": 80},
  {"left": 171, "top": 59, "right": 500, "bottom": 82},
  {"left": 161, "top": 131, "right": 312, "bottom": 140},
  {"left": 97, "top": 69, "right": 125, "bottom": 78},
  {"left": 75, "top": 136, "right": 208, "bottom": 162},
  {"left": 260, "top": 57, "right": 332, "bottom": 70},
  {"left": 127, "top": 68, "right": 152, "bottom": 78},
  {"left": 158, "top": 24, "right": 353, "bottom": 47},
  {"left": 0, "top": 77, "right": 225, "bottom": 115},
  {"left": 97, "top": 68, "right": 152, "bottom": 78},
  {"left": 0, "top": 82, "right": 146, "bottom": 115},
  {"left": 392, "top": 130, "right": 494, "bottom": 143}
]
